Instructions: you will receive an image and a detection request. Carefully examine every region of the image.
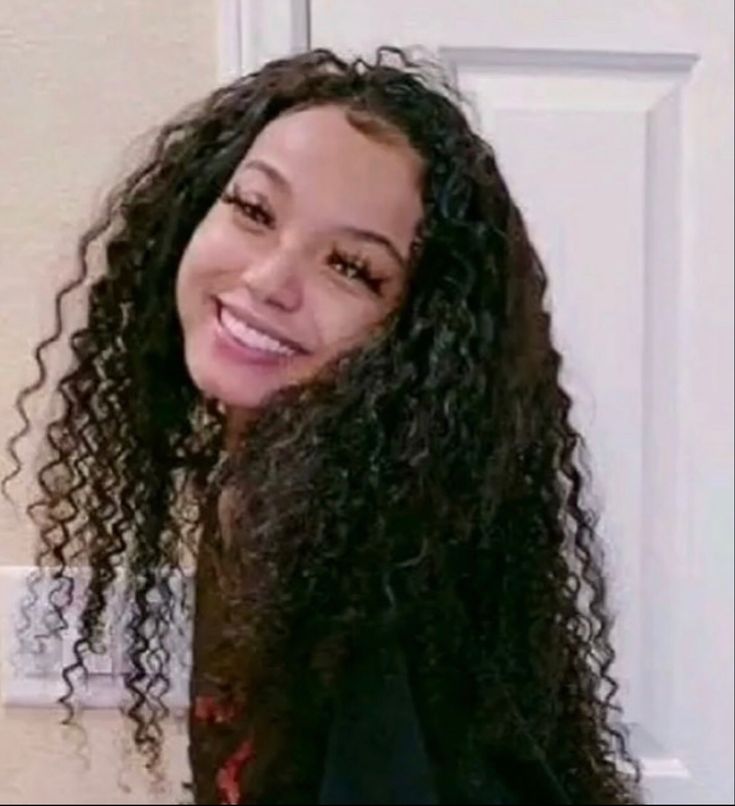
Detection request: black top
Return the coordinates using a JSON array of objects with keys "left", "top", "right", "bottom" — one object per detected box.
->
[{"left": 318, "top": 637, "right": 533, "bottom": 806}]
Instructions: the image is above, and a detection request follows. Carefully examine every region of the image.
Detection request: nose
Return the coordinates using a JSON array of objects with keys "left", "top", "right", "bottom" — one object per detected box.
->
[{"left": 239, "top": 246, "right": 303, "bottom": 312}]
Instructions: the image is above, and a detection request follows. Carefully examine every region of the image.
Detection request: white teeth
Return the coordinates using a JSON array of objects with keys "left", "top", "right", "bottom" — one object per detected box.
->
[{"left": 219, "top": 306, "right": 296, "bottom": 356}]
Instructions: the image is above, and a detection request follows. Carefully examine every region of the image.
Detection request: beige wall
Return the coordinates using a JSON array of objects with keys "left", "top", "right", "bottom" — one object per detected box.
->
[{"left": 0, "top": 2, "right": 217, "bottom": 802}]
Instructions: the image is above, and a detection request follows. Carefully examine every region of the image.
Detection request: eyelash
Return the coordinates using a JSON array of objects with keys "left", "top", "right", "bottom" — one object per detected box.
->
[
  {"left": 221, "top": 187, "right": 385, "bottom": 295},
  {"left": 327, "top": 249, "right": 383, "bottom": 294},
  {"left": 221, "top": 188, "right": 274, "bottom": 227}
]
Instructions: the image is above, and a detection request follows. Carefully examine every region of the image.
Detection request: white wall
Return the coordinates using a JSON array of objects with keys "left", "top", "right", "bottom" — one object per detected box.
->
[{"left": 0, "top": 2, "right": 217, "bottom": 801}]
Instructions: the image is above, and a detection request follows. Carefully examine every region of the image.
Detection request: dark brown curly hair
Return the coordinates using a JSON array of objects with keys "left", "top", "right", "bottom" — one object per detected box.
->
[{"left": 3, "top": 46, "right": 642, "bottom": 804}]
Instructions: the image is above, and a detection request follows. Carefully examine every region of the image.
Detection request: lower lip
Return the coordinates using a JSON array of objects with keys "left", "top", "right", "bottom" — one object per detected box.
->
[{"left": 212, "top": 301, "right": 297, "bottom": 368}]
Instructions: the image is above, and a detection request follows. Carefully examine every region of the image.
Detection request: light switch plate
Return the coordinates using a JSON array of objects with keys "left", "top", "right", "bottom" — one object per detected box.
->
[{"left": 0, "top": 565, "right": 192, "bottom": 712}]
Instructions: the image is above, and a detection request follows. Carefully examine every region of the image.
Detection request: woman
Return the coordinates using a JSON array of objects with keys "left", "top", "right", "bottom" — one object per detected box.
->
[{"left": 3, "top": 47, "right": 641, "bottom": 804}]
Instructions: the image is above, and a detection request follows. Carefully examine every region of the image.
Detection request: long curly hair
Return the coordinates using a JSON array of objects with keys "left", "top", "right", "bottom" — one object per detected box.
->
[{"left": 3, "top": 47, "right": 641, "bottom": 804}]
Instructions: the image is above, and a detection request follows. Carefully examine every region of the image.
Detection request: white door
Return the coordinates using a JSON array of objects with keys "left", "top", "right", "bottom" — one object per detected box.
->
[{"left": 224, "top": 2, "right": 734, "bottom": 803}]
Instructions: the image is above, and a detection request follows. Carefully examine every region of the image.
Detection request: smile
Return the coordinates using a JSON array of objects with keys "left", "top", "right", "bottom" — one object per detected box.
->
[{"left": 216, "top": 302, "right": 299, "bottom": 358}]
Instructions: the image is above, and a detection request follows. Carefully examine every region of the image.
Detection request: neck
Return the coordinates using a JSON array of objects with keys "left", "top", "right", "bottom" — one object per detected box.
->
[{"left": 224, "top": 405, "right": 255, "bottom": 454}]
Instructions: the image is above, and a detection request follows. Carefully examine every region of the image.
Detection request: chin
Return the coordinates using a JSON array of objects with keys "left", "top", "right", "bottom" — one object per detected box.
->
[
  {"left": 184, "top": 350, "right": 281, "bottom": 411},
  {"left": 201, "top": 370, "right": 283, "bottom": 411}
]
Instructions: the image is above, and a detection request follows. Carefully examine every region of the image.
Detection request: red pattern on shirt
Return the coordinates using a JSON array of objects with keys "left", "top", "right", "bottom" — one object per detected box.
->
[{"left": 193, "top": 696, "right": 255, "bottom": 805}]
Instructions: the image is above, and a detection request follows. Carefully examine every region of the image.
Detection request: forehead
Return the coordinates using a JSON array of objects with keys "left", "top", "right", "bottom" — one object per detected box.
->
[{"left": 236, "top": 105, "right": 424, "bottom": 234}]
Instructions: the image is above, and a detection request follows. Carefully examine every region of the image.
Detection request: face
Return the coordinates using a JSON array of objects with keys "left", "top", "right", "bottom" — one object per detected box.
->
[{"left": 176, "top": 104, "right": 423, "bottom": 415}]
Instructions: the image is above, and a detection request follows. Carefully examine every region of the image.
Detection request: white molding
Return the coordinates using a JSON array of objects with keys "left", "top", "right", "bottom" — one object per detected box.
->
[
  {"left": 217, "top": 0, "right": 243, "bottom": 83},
  {"left": 218, "top": 0, "right": 310, "bottom": 83}
]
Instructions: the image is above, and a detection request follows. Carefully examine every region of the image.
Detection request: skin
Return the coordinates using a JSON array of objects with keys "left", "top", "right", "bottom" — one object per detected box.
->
[
  {"left": 176, "top": 103, "right": 424, "bottom": 540},
  {"left": 176, "top": 104, "right": 424, "bottom": 448}
]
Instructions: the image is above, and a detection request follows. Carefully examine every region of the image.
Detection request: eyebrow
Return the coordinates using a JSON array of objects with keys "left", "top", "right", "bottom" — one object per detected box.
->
[
  {"left": 238, "top": 158, "right": 409, "bottom": 269},
  {"left": 336, "top": 225, "right": 407, "bottom": 269},
  {"left": 240, "top": 159, "right": 289, "bottom": 191}
]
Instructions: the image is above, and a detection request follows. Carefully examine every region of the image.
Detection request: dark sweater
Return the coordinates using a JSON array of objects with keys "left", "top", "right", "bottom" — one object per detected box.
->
[
  {"left": 318, "top": 636, "right": 540, "bottom": 806},
  {"left": 190, "top": 636, "right": 569, "bottom": 805}
]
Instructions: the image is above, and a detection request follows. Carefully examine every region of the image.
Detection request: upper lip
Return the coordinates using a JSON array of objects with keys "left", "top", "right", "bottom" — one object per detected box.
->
[{"left": 215, "top": 296, "right": 309, "bottom": 354}]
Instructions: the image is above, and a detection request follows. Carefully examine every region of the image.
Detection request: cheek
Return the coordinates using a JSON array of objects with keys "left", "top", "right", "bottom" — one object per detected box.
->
[
  {"left": 175, "top": 253, "right": 195, "bottom": 325},
  {"left": 176, "top": 228, "right": 206, "bottom": 307},
  {"left": 310, "top": 288, "right": 391, "bottom": 366},
  {"left": 176, "top": 224, "right": 229, "bottom": 321},
  {"left": 275, "top": 291, "right": 386, "bottom": 390}
]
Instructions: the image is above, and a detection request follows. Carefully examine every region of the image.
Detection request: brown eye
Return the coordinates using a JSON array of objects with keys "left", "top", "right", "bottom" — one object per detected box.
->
[
  {"left": 327, "top": 248, "right": 384, "bottom": 295},
  {"left": 222, "top": 187, "right": 274, "bottom": 228}
]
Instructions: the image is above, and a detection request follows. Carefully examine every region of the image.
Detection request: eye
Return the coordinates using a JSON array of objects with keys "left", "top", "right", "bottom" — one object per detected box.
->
[
  {"left": 221, "top": 186, "right": 275, "bottom": 228},
  {"left": 327, "top": 248, "right": 384, "bottom": 295}
]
